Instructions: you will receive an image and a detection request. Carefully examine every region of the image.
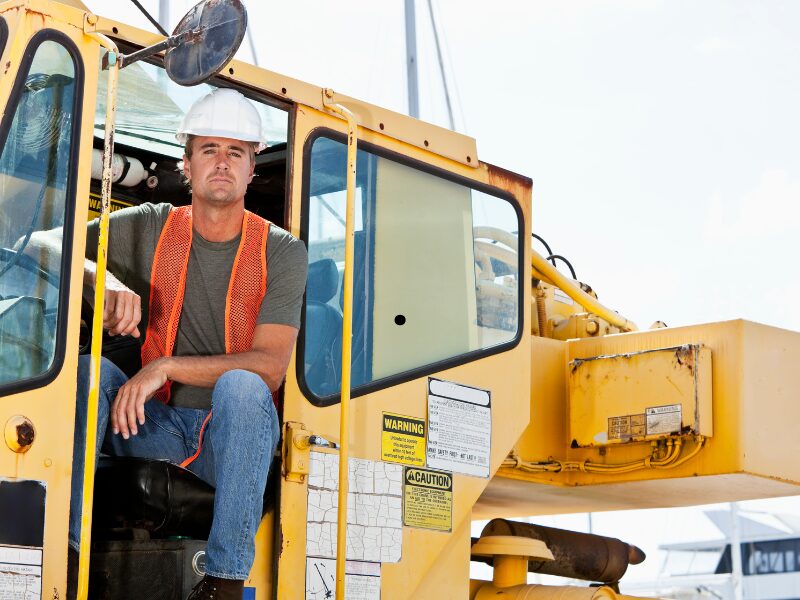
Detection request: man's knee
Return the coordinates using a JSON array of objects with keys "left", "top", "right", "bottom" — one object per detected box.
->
[
  {"left": 77, "top": 356, "right": 125, "bottom": 418},
  {"left": 213, "top": 370, "right": 275, "bottom": 418}
]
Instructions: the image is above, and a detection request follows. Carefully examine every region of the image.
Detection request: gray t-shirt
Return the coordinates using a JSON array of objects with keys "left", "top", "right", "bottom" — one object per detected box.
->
[{"left": 86, "top": 202, "right": 308, "bottom": 409}]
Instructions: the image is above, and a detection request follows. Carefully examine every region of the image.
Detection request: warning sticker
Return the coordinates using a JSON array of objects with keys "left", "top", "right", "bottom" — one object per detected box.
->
[
  {"left": 305, "top": 557, "right": 380, "bottom": 600},
  {"left": 403, "top": 467, "right": 453, "bottom": 532},
  {"left": 87, "top": 193, "right": 134, "bottom": 221},
  {"left": 426, "top": 378, "right": 491, "bottom": 478},
  {"left": 646, "top": 404, "right": 682, "bottom": 435},
  {"left": 630, "top": 413, "right": 646, "bottom": 436},
  {"left": 608, "top": 415, "right": 631, "bottom": 440},
  {"left": 0, "top": 546, "right": 42, "bottom": 600},
  {"left": 608, "top": 413, "right": 646, "bottom": 440},
  {"left": 382, "top": 412, "right": 426, "bottom": 466}
]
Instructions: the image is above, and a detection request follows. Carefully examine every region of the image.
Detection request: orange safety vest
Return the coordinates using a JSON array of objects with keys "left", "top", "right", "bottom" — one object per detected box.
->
[{"left": 140, "top": 205, "right": 270, "bottom": 466}]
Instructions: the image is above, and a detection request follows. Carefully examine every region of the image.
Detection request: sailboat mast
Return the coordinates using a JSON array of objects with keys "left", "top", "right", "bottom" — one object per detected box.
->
[{"left": 405, "top": 0, "right": 420, "bottom": 118}]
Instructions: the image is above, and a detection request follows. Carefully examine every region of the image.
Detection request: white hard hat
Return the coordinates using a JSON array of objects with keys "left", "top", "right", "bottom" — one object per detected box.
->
[{"left": 176, "top": 88, "right": 267, "bottom": 152}]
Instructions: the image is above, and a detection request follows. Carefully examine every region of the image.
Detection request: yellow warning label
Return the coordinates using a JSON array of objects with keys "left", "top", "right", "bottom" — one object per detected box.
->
[
  {"left": 382, "top": 412, "right": 426, "bottom": 466},
  {"left": 87, "top": 193, "right": 134, "bottom": 221},
  {"left": 403, "top": 467, "right": 452, "bottom": 532}
]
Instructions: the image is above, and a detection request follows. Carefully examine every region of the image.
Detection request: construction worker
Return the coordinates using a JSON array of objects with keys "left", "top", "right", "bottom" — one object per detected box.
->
[{"left": 63, "top": 88, "right": 308, "bottom": 599}]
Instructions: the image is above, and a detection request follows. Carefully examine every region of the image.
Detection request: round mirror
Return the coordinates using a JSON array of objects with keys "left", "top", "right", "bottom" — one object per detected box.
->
[{"left": 165, "top": 0, "right": 248, "bottom": 86}]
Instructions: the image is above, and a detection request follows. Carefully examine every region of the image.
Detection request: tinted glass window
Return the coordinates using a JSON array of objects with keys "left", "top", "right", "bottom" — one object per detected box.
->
[
  {"left": 302, "top": 135, "right": 521, "bottom": 400},
  {"left": 0, "top": 39, "right": 77, "bottom": 385},
  {"left": 0, "top": 18, "right": 7, "bottom": 56}
]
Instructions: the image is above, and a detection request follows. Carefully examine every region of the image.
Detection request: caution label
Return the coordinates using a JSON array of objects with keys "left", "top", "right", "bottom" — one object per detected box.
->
[
  {"left": 403, "top": 467, "right": 452, "bottom": 532},
  {"left": 608, "top": 413, "right": 646, "bottom": 440},
  {"left": 87, "top": 193, "right": 134, "bottom": 220},
  {"left": 382, "top": 412, "right": 426, "bottom": 466}
]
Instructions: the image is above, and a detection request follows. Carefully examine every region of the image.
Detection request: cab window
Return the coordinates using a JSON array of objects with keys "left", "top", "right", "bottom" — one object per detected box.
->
[
  {"left": 301, "top": 133, "right": 521, "bottom": 402},
  {"left": 0, "top": 34, "right": 81, "bottom": 388},
  {"left": 0, "top": 18, "right": 7, "bottom": 56}
]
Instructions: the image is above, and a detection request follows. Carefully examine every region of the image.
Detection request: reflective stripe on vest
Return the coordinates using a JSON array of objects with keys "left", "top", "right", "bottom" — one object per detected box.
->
[{"left": 140, "top": 205, "right": 270, "bottom": 404}]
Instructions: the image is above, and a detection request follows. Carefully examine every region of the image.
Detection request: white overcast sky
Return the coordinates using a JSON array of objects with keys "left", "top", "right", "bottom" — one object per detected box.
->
[{"left": 89, "top": 0, "right": 800, "bottom": 585}]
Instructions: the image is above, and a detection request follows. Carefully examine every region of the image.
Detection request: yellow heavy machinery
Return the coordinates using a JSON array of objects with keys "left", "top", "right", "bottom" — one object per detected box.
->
[{"left": 1, "top": 1, "right": 798, "bottom": 599}]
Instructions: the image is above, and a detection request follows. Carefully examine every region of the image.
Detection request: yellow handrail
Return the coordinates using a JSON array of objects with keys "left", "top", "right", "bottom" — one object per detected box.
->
[
  {"left": 531, "top": 248, "right": 638, "bottom": 332},
  {"left": 78, "top": 21, "right": 119, "bottom": 600},
  {"left": 322, "top": 89, "right": 357, "bottom": 600}
]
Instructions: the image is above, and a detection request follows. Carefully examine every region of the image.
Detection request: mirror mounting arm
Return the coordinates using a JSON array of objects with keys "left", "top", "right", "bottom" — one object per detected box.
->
[{"left": 120, "top": 28, "right": 200, "bottom": 69}]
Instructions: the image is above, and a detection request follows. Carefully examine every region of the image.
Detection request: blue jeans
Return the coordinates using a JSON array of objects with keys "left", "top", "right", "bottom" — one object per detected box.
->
[{"left": 69, "top": 356, "right": 281, "bottom": 580}]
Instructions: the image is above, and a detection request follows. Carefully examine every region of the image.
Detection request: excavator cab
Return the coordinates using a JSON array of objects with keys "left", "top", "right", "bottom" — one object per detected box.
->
[
  {"left": 5, "top": 2, "right": 799, "bottom": 600},
  {"left": 0, "top": 2, "right": 532, "bottom": 597}
]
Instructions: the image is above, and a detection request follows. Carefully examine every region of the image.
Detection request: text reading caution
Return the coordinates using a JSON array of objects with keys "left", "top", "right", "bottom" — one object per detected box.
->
[{"left": 403, "top": 467, "right": 453, "bottom": 532}]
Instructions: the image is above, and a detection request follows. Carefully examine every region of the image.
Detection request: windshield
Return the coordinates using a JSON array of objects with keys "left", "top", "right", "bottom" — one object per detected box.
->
[
  {"left": 95, "top": 60, "right": 287, "bottom": 157},
  {"left": 0, "top": 36, "right": 79, "bottom": 387}
]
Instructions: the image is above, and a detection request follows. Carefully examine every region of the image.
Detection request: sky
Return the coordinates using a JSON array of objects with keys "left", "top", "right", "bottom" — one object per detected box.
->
[{"left": 86, "top": 0, "right": 800, "bottom": 588}]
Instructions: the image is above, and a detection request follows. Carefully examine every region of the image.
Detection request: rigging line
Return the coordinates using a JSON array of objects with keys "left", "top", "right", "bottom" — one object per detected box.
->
[
  {"left": 246, "top": 22, "right": 259, "bottom": 67},
  {"left": 426, "top": 0, "right": 455, "bottom": 131},
  {"left": 434, "top": 0, "right": 467, "bottom": 133},
  {"left": 128, "top": 0, "right": 169, "bottom": 36}
]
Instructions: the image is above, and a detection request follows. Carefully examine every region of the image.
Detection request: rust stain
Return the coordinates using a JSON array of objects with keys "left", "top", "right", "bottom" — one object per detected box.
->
[
  {"left": 487, "top": 162, "right": 532, "bottom": 196},
  {"left": 16, "top": 421, "right": 34, "bottom": 447},
  {"left": 3, "top": 61, "right": 10, "bottom": 75},
  {"left": 27, "top": 9, "right": 49, "bottom": 30}
]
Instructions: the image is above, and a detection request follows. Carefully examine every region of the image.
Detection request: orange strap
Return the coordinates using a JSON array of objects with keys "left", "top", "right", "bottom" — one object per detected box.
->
[{"left": 139, "top": 206, "right": 270, "bottom": 468}]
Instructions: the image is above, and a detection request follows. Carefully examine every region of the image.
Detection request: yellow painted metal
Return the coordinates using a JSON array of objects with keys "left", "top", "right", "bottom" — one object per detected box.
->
[
  {"left": 0, "top": 2, "right": 100, "bottom": 596},
  {"left": 79, "top": 14, "right": 479, "bottom": 168},
  {"left": 568, "top": 344, "right": 712, "bottom": 447},
  {"left": 474, "top": 584, "right": 620, "bottom": 600},
  {"left": 277, "top": 104, "right": 532, "bottom": 599},
  {"left": 477, "top": 320, "right": 800, "bottom": 519},
  {"left": 472, "top": 536, "right": 553, "bottom": 564},
  {"left": 531, "top": 249, "right": 637, "bottom": 332},
  {"left": 471, "top": 536, "right": 553, "bottom": 588},
  {"left": 282, "top": 421, "right": 312, "bottom": 483},
  {"left": 320, "top": 88, "right": 358, "bottom": 599},
  {"left": 492, "top": 555, "right": 529, "bottom": 588},
  {"left": 76, "top": 26, "right": 118, "bottom": 600}
]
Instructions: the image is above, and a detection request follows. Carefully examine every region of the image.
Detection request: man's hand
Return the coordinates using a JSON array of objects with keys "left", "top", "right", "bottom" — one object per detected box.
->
[
  {"left": 111, "top": 358, "right": 169, "bottom": 439},
  {"left": 104, "top": 274, "right": 141, "bottom": 337}
]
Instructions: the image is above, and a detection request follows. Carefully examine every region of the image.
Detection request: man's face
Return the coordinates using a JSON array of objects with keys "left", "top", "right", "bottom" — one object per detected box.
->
[{"left": 183, "top": 136, "right": 255, "bottom": 207}]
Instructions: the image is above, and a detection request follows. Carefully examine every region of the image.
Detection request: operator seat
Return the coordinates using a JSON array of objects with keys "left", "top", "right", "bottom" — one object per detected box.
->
[{"left": 303, "top": 258, "right": 342, "bottom": 397}]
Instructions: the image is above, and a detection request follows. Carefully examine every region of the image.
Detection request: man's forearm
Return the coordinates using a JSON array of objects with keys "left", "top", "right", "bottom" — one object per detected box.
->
[
  {"left": 27, "top": 229, "right": 102, "bottom": 290},
  {"left": 158, "top": 351, "right": 288, "bottom": 393}
]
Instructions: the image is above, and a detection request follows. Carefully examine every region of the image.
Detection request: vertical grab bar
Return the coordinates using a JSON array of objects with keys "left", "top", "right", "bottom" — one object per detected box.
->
[{"left": 322, "top": 88, "right": 358, "bottom": 600}]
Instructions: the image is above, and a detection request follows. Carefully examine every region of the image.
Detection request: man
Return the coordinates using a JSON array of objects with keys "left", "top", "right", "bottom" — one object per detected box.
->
[{"left": 67, "top": 88, "right": 308, "bottom": 599}]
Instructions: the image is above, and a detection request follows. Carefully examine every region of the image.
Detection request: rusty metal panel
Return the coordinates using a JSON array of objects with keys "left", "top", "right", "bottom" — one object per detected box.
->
[{"left": 568, "top": 344, "right": 712, "bottom": 447}]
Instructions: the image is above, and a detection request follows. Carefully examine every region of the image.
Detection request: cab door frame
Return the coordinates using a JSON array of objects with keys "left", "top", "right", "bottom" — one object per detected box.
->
[
  {"left": 279, "top": 99, "right": 532, "bottom": 599},
  {"left": 0, "top": 2, "right": 100, "bottom": 596}
]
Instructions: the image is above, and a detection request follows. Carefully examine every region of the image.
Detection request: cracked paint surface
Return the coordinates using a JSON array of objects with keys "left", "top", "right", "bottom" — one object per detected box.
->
[{"left": 306, "top": 452, "right": 402, "bottom": 563}]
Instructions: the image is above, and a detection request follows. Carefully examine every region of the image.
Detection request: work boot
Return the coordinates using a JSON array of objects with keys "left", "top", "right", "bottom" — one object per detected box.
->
[{"left": 186, "top": 575, "right": 244, "bottom": 600}]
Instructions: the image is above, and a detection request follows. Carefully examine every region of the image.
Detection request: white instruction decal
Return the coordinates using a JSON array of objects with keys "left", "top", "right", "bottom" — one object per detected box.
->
[
  {"left": 0, "top": 546, "right": 42, "bottom": 600},
  {"left": 553, "top": 288, "right": 574, "bottom": 305},
  {"left": 306, "top": 452, "right": 402, "bottom": 563},
  {"left": 305, "top": 557, "right": 380, "bottom": 600},
  {"left": 646, "top": 404, "right": 682, "bottom": 435},
  {"left": 426, "top": 378, "right": 491, "bottom": 478}
]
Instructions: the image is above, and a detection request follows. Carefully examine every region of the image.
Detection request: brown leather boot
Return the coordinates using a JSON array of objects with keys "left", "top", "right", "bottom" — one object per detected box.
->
[{"left": 186, "top": 575, "right": 245, "bottom": 600}]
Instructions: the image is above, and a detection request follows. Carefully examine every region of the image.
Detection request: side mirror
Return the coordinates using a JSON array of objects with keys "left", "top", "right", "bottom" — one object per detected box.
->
[{"left": 120, "top": 0, "right": 247, "bottom": 86}]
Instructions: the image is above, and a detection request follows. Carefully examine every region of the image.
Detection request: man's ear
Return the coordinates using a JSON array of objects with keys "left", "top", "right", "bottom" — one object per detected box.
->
[{"left": 183, "top": 155, "right": 191, "bottom": 181}]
